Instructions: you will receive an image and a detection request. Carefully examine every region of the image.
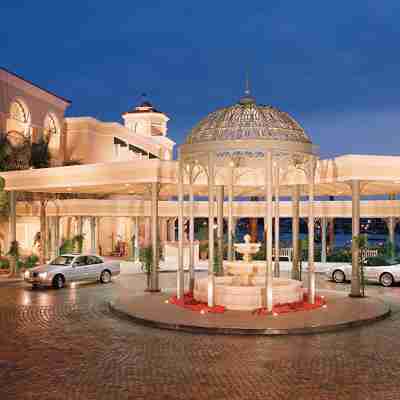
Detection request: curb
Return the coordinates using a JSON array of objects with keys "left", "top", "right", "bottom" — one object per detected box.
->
[{"left": 108, "top": 300, "right": 391, "bottom": 336}]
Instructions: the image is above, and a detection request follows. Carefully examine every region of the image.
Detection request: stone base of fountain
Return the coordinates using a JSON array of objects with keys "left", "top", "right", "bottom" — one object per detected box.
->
[
  {"left": 224, "top": 260, "right": 266, "bottom": 276},
  {"left": 193, "top": 276, "right": 303, "bottom": 311}
]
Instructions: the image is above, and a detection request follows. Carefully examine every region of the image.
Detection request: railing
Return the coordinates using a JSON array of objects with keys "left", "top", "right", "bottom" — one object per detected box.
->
[
  {"left": 271, "top": 247, "right": 378, "bottom": 263},
  {"left": 272, "top": 248, "right": 293, "bottom": 261},
  {"left": 360, "top": 248, "right": 378, "bottom": 259}
]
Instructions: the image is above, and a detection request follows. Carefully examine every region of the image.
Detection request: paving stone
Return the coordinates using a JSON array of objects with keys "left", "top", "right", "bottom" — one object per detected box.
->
[{"left": 0, "top": 273, "right": 400, "bottom": 399}]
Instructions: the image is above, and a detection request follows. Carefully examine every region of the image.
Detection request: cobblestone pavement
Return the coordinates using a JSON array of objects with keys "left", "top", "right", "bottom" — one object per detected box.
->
[{"left": 1, "top": 272, "right": 400, "bottom": 400}]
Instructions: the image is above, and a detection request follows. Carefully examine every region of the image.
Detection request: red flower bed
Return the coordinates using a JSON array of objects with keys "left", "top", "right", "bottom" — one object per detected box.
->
[
  {"left": 253, "top": 293, "right": 326, "bottom": 316},
  {"left": 168, "top": 293, "right": 326, "bottom": 315},
  {"left": 168, "top": 292, "right": 225, "bottom": 313}
]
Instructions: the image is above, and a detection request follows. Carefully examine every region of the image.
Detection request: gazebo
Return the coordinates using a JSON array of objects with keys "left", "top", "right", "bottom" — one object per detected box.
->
[{"left": 176, "top": 88, "right": 318, "bottom": 311}]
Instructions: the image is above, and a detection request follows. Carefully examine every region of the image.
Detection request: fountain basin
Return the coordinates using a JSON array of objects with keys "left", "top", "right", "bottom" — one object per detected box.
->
[
  {"left": 224, "top": 260, "right": 266, "bottom": 276},
  {"left": 194, "top": 276, "right": 303, "bottom": 311}
]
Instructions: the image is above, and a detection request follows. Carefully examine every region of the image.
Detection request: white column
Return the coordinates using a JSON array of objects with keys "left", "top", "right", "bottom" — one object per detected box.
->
[
  {"left": 216, "top": 185, "right": 224, "bottom": 276},
  {"left": 274, "top": 163, "right": 280, "bottom": 278},
  {"left": 134, "top": 216, "right": 140, "bottom": 262},
  {"left": 46, "top": 216, "right": 52, "bottom": 259},
  {"left": 160, "top": 218, "right": 168, "bottom": 243},
  {"left": 265, "top": 151, "right": 273, "bottom": 311},
  {"left": 50, "top": 217, "right": 58, "bottom": 259},
  {"left": 232, "top": 217, "right": 237, "bottom": 260},
  {"left": 350, "top": 180, "right": 362, "bottom": 297},
  {"left": 8, "top": 191, "right": 17, "bottom": 276},
  {"left": 177, "top": 161, "right": 185, "bottom": 299},
  {"left": 151, "top": 182, "right": 159, "bottom": 292},
  {"left": 54, "top": 216, "right": 60, "bottom": 257},
  {"left": 169, "top": 218, "right": 176, "bottom": 242},
  {"left": 308, "top": 160, "right": 316, "bottom": 304},
  {"left": 321, "top": 217, "right": 327, "bottom": 263},
  {"left": 144, "top": 217, "right": 151, "bottom": 246},
  {"left": 96, "top": 217, "right": 102, "bottom": 256},
  {"left": 291, "top": 185, "right": 300, "bottom": 280},
  {"left": 208, "top": 153, "right": 215, "bottom": 307},
  {"left": 189, "top": 177, "right": 195, "bottom": 293},
  {"left": 228, "top": 166, "right": 234, "bottom": 261},
  {"left": 77, "top": 216, "right": 83, "bottom": 236},
  {"left": 388, "top": 194, "right": 396, "bottom": 254},
  {"left": 90, "top": 216, "right": 96, "bottom": 254}
]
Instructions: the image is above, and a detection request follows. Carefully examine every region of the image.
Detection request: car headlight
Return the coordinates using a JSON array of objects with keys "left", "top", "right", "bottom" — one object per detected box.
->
[{"left": 39, "top": 272, "right": 48, "bottom": 279}]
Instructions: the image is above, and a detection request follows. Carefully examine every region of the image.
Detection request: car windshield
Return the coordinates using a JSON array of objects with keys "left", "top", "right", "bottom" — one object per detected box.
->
[{"left": 49, "top": 256, "right": 74, "bottom": 266}]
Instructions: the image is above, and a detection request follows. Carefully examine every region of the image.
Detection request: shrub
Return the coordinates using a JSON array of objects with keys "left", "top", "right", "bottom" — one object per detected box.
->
[
  {"left": 72, "top": 234, "right": 85, "bottom": 253},
  {"left": 253, "top": 241, "right": 265, "bottom": 260},
  {"left": 197, "top": 224, "right": 208, "bottom": 241},
  {"left": 59, "top": 238, "right": 74, "bottom": 254},
  {"left": 139, "top": 246, "right": 153, "bottom": 274},
  {"left": 7, "top": 241, "right": 19, "bottom": 259},
  {"left": 366, "top": 256, "right": 390, "bottom": 266},
  {"left": 0, "top": 256, "right": 9, "bottom": 269},
  {"left": 326, "top": 248, "right": 352, "bottom": 263},
  {"left": 199, "top": 241, "right": 208, "bottom": 255},
  {"left": 25, "top": 254, "right": 39, "bottom": 268}
]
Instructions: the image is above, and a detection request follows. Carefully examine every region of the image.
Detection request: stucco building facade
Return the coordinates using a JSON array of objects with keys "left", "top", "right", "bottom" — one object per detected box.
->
[{"left": 0, "top": 67, "right": 175, "bottom": 255}]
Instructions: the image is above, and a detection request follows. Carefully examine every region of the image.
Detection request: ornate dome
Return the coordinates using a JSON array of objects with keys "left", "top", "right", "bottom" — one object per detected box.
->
[{"left": 185, "top": 95, "right": 311, "bottom": 145}]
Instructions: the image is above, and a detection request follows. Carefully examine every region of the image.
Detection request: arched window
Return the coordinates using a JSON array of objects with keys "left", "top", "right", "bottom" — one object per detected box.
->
[
  {"left": 43, "top": 113, "right": 59, "bottom": 143},
  {"left": 9, "top": 100, "right": 30, "bottom": 123},
  {"left": 8, "top": 99, "right": 31, "bottom": 138}
]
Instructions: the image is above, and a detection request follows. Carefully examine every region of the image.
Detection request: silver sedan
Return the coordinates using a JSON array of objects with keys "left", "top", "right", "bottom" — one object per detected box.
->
[
  {"left": 24, "top": 254, "right": 120, "bottom": 289},
  {"left": 325, "top": 263, "right": 400, "bottom": 287}
]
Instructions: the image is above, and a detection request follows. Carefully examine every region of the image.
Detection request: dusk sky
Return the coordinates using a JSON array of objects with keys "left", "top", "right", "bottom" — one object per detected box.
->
[{"left": 3, "top": 1, "right": 400, "bottom": 158}]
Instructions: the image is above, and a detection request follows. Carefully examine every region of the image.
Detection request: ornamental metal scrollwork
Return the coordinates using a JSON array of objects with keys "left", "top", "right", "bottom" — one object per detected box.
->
[
  {"left": 216, "top": 150, "right": 265, "bottom": 160},
  {"left": 186, "top": 102, "right": 311, "bottom": 145}
]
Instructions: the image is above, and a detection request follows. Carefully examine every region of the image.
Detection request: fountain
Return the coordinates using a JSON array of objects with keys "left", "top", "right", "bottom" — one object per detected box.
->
[
  {"left": 234, "top": 234, "right": 261, "bottom": 262},
  {"left": 193, "top": 234, "right": 303, "bottom": 310}
]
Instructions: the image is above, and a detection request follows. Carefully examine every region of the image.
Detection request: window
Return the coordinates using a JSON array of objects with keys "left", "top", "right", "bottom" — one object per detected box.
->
[
  {"left": 50, "top": 256, "right": 74, "bottom": 266},
  {"left": 44, "top": 113, "right": 59, "bottom": 143},
  {"left": 74, "top": 256, "right": 87, "bottom": 266},
  {"left": 87, "top": 255, "right": 102, "bottom": 265},
  {"left": 10, "top": 100, "right": 29, "bottom": 123}
]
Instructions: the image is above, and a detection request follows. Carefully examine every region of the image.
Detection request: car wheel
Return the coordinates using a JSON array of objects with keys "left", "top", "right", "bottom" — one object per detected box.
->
[
  {"left": 332, "top": 269, "right": 346, "bottom": 283},
  {"left": 100, "top": 270, "right": 111, "bottom": 284},
  {"left": 52, "top": 274, "right": 65, "bottom": 289},
  {"left": 380, "top": 272, "right": 394, "bottom": 287}
]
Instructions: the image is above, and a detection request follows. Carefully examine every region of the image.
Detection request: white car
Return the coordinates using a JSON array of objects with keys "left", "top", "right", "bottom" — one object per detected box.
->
[
  {"left": 24, "top": 254, "right": 120, "bottom": 289},
  {"left": 325, "top": 263, "right": 400, "bottom": 287}
]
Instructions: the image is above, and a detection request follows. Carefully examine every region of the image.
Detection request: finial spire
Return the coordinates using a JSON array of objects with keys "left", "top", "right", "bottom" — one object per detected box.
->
[
  {"left": 239, "top": 71, "right": 255, "bottom": 105},
  {"left": 245, "top": 71, "right": 250, "bottom": 95}
]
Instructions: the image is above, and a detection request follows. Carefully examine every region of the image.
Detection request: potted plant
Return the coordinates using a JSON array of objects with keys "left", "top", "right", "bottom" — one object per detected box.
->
[
  {"left": 213, "top": 251, "right": 220, "bottom": 274},
  {"left": 139, "top": 246, "right": 153, "bottom": 290},
  {"left": 199, "top": 241, "right": 208, "bottom": 260},
  {"left": 59, "top": 237, "right": 74, "bottom": 255},
  {"left": 7, "top": 240, "right": 20, "bottom": 276},
  {"left": 130, "top": 234, "right": 136, "bottom": 261},
  {"left": 354, "top": 234, "right": 368, "bottom": 297},
  {"left": 72, "top": 234, "right": 85, "bottom": 253},
  {"left": 0, "top": 256, "right": 10, "bottom": 275}
]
